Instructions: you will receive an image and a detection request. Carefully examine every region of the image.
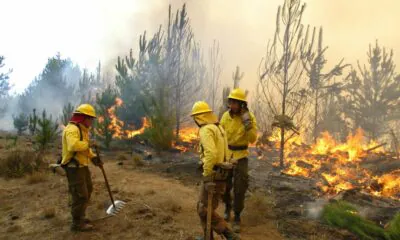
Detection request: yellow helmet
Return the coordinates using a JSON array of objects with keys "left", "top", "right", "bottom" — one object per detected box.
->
[
  {"left": 74, "top": 104, "right": 96, "bottom": 118},
  {"left": 191, "top": 101, "right": 212, "bottom": 116},
  {"left": 228, "top": 88, "right": 247, "bottom": 102}
]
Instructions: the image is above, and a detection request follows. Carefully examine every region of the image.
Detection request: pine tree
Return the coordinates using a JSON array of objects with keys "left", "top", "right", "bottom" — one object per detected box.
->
[
  {"left": 300, "top": 27, "right": 349, "bottom": 142},
  {"left": 0, "top": 56, "right": 11, "bottom": 98},
  {"left": 95, "top": 86, "right": 120, "bottom": 149},
  {"left": 60, "top": 102, "right": 75, "bottom": 126},
  {"left": 28, "top": 108, "right": 38, "bottom": 136},
  {"left": 35, "top": 110, "right": 60, "bottom": 151},
  {"left": 258, "top": 0, "right": 307, "bottom": 168},
  {"left": 341, "top": 41, "right": 400, "bottom": 140},
  {"left": 13, "top": 113, "right": 29, "bottom": 135}
]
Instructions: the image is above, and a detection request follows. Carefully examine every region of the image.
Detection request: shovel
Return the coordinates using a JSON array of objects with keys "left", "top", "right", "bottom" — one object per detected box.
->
[
  {"left": 94, "top": 146, "right": 126, "bottom": 215},
  {"left": 205, "top": 183, "right": 215, "bottom": 240}
]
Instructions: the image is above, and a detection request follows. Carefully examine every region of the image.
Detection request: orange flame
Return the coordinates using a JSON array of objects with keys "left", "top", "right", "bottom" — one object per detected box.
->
[{"left": 272, "top": 128, "right": 399, "bottom": 199}]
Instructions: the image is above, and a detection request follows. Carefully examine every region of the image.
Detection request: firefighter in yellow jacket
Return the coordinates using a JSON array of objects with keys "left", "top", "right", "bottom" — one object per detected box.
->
[
  {"left": 192, "top": 101, "right": 240, "bottom": 240},
  {"left": 61, "top": 104, "right": 103, "bottom": 232},
  {"left": 220, "top": 88, "right": 257, "bottom": 233}
]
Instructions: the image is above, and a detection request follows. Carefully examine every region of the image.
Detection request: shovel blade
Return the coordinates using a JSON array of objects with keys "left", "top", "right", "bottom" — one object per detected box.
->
[{"left": 106, "top": 200, "right": 126, "bottom": 215}]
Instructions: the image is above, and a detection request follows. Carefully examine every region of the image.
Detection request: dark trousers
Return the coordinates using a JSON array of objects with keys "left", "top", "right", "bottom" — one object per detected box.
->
[
  {"left": 66, "top": 166, "right": 93, "bottom": 226},
  {"left": 223, "top": 158, "right": 249, "bottom": 215},
  {"left": 197, "top": 181, "right": 228, "bottom": 238}
]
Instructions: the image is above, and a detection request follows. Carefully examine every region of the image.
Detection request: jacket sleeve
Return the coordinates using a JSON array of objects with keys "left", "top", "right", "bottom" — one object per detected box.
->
[
  {"left": 199, "top": 127, "right": 217, "bottom": 177},
  {"left": 220, "top": 112, "right": 227, "bottom": 130},
  {"left": 246, "top": 112, "right": 258, "bottom": 144},
  {"left": 65, "top": 126, "right": 89, "bottom": 152},
  {"left": 89, "top": 148, "right": 96, "bottom": 159}
]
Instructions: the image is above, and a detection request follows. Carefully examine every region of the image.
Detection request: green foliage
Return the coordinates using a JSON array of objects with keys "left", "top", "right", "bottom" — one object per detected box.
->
[
  {"left": 386, "top": 213, "right": 400, "bottom": 240},
  {"left": 35, "top": 110, "right": 60, "bottom": 151},
  {"left": 18, "top": 54, "right": 79, "bottom": 114},
  {"left": 13, "top": 113, "right": 29, "bottom": 135},
  {"left": 28, "top": 108, "right": 38, "bottom": 136},
  {"left": 0, "top": 56, "right": 11, "bottom": 98},
  {"left": 115, "top": 4, "right": 206, "bottom": 141},
  {"left": 341, "top": 41, "right": 400, "bottom": 140},
  {"left": 322, "top": 201, "right": 389, "bottom": 240},
  {"left": 61, "top": 102, "right": 74, "bottom": 126},
  {"left": 141, "top": 97, "right": 174, "bottom": 151},
  {"left": 0, "top": 150, "right": 43, "bottom": 178},
  {"left": 95, "top": 86, "right": 120, "bottom": 149}
]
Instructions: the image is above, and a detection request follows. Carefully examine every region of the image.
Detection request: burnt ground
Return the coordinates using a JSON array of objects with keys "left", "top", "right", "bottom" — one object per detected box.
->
[{"left": 2, "top": 133, "right": 393, "bottom": 240}]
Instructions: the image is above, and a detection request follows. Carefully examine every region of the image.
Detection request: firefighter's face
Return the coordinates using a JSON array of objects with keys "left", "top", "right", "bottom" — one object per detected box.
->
[
  {"left": 83, "top": 117, "right": 94, "bottom": 128},
  {"left": 229, "top": 99, "right": 241, "bottom": 113}
]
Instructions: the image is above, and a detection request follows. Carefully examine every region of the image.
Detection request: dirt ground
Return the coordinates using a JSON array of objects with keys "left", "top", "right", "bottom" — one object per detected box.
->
[{"left": 0, "top": 154, "right": 283, "bottom": 240}]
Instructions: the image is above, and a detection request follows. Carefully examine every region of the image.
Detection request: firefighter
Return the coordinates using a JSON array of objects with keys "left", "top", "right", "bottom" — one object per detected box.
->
[
  {"left": 61, "top": 104, "right": 103, "bottom": 232},
  {"left": 192, "top": 101, "right": 240, "bottom": 240},
  {"left": 220, "top": 88, "right": 257, "bottom": 233}
]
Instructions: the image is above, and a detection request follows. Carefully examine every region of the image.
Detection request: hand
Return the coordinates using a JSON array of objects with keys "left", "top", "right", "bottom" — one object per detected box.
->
[
  {"left": 204, "top": 181, "right": 216, "bottom": 192},
  {"left": 89, "top": 139, "right": 98, "bottom": 148},
  {"left": 91, "top": 156, "right": 103, "bottom": 167},
  {"left": 241, "top": 111, "right": 252, "bottom": 131},
  {"left": 216, "top": 162, "right": 234, "bottom": 170}
]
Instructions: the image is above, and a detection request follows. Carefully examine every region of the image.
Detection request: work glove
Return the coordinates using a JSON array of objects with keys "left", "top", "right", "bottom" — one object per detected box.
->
[
  {"left": 91, "top": 156, "right": 103, "bottom": 167},
  {"left": 202, "top": 175, "right": 216, "bottom": 192},
  {"left": 89, "top": 139, "right": 98, "bottom": 148},
  {"left": 241, "top": 111, "right": 252, "bottom": 131}
]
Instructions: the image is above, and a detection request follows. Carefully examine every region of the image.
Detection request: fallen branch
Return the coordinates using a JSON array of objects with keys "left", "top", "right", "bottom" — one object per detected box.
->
[{"left": 366, "top": 143, "right": 387, "bottom": 153}]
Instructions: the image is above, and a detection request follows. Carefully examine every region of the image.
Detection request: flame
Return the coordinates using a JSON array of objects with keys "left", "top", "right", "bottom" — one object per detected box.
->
[
  {"left": 270, "top": 128, "right": 399, "bottom": 199},
  {"left": 126, "top": 118, "right": 150, "bottom": 138}
]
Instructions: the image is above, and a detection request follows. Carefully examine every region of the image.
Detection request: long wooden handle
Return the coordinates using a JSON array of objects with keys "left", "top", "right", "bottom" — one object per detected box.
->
[
  {"left": 95, "top": 146, "right": 116, "bottom": 208},
  {"left": 206, "top": 186, "right": 214, "bottom": 240}
]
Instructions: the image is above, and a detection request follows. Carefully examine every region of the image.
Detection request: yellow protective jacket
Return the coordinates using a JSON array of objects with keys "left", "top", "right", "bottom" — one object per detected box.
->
[
  {"left": 220, "top": 110, "right": 257, "bottom": 161},
  {"left": 194, "top": 112, "right": 228, "bottom": 177},
  {"left": 61, "top": 123, "right": 96, "bottom": 167}
]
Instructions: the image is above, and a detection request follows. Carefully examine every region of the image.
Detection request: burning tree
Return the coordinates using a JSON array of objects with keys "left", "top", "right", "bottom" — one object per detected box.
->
[
  {"left": 258, "top": 0, "right": 308, "bottom": 168},
  {"left": 341, "top": 41, "right": 400, "bottom": 140},
  {"left": 116, "top": 4, "right": 207, "bottom": 148},
  {"left": 300, "top": 26, "right": 349, "bottom": 142},
  {"left": 95, "top": 86, "right": 122, "bottom": 149}
]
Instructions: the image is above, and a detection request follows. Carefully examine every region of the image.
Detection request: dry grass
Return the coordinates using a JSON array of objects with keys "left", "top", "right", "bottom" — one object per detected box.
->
[
  {"left": 117, "top": 153, "right": 128, "bottom": 161},
  {"left": 25, "top": 172, "right": 48, "bottom": 184},
  {"left": 245, "top": 191, "right": 275, "bottom": 225},
  {"left": 132, "top": 154, "right": 144, "bottom": 167},
  {"left": 309, "top": 233, "right": 330, "bottom": 240},
  {"left": 0, "top": 149, "right": 43, "bottom": 178},
  {"left": 41, "top": 207, "right": 56, "bottom": 219}
]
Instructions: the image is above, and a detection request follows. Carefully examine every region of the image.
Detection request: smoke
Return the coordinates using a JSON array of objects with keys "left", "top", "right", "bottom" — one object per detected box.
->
[
  {"left": 1, "top": 0, "right": 400, "bottom": 130},
  {"left": 305, "top": 198, "right": 329, "bottom": 219}
]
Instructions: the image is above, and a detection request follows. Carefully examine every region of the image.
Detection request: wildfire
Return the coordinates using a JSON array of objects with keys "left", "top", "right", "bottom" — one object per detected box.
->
[
  {"left": 126, "top": 118, "right": 150, "bottom": 138},
  {"left": 268, "top": 128, "right": 399, "bottom": 200}
]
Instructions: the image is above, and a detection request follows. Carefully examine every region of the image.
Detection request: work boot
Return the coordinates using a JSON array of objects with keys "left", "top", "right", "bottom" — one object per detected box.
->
[
  {"left": 232, "top": 213, "right": 241, "bottom": 233},
  {"left": 223, "top": 229, "right": 240, "bottom": 240},
  {"left": 70, "top": 223, "right": 94, "bottom": 232},
  {"left": 224, "top": 207, "right": 231, "bottom": 221}
]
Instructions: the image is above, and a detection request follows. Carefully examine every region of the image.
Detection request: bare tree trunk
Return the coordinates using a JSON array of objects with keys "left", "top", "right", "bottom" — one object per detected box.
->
[{"left": 313, "top": 88, "right": 319, "bottom": 143}]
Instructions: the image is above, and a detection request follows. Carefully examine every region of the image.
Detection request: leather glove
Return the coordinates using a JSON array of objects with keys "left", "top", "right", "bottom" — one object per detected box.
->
[
  {"left": 241, "top": 111, "right": 252, "bottom": 131},
  {"left": 89, "top": 139, "right": 98, "bottom": 148},
  {"left": 91, "top": 156, "right": 103, "bottom": 167}
]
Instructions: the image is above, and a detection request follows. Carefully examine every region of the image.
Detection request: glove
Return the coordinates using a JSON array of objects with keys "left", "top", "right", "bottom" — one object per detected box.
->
[
  {"left": 89, "top": 139, "right": 98, "bottom": 148},
  {"left": 241, "top": 111, "right": 252, "bottom": 131},
  {"left": 91, "top": 156, "right": 103, "bottom": 167}
]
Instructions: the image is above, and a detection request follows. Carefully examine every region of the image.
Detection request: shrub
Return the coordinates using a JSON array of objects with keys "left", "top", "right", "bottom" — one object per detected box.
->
[
  {"left": 26, "top": 171, "right": 48, "bottom": 184},
  {"left": 322, "top": 200, "right": 389, "bottom": 240},
  {"left": 13, "top": 113, "right": 29, "bottom": 135},
  {"left": 386, "top": 213, "right": 400, "bottom": 240},
  {"left": 0, "top": 150, "right": 43, "bottom": 178}
]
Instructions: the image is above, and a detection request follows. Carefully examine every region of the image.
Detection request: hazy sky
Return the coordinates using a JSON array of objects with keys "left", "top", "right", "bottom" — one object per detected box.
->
[{"left": 0, "top": 0, "right": 399, "bottom": 93}]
